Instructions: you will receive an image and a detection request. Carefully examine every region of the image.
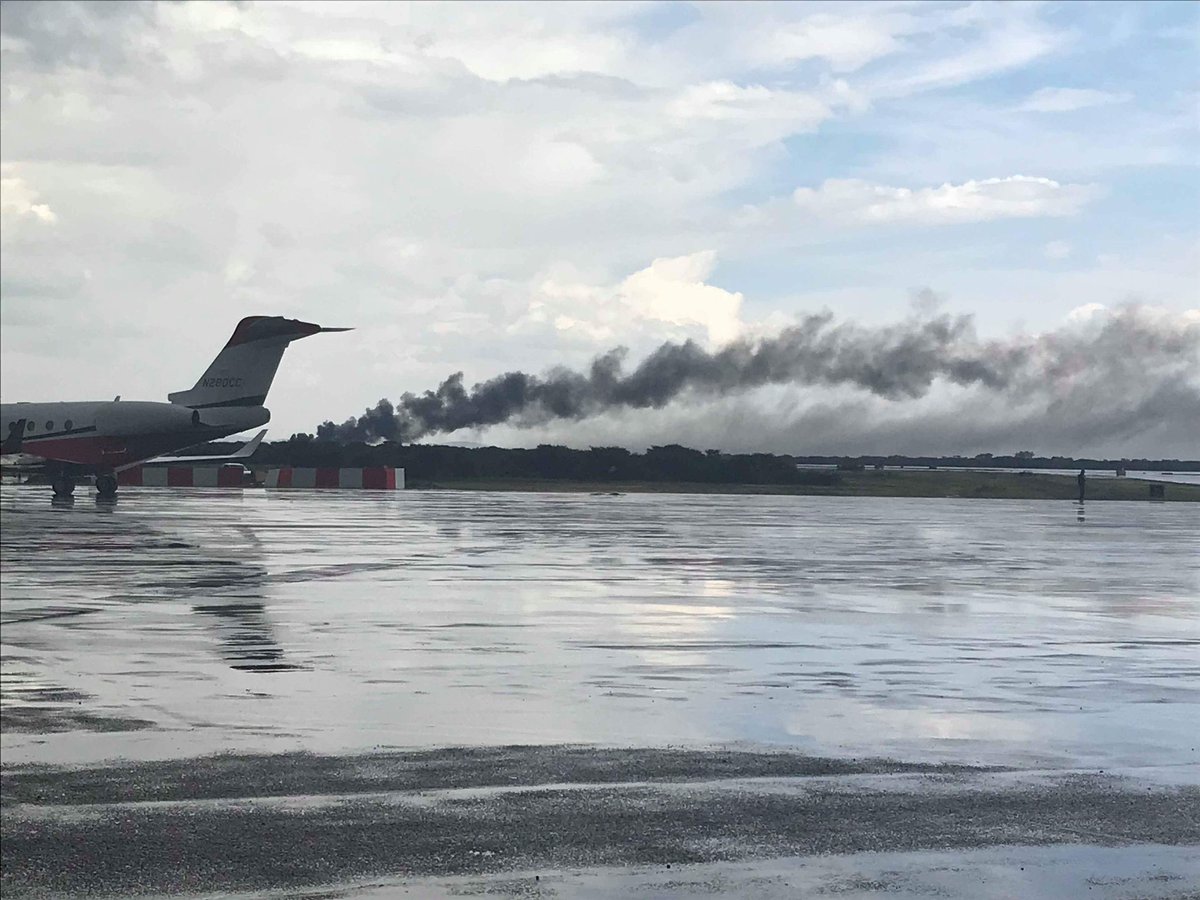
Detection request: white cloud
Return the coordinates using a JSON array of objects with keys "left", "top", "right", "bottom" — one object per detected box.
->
[
  {"left": 0, "top": 164, "right": 58, "bottom": 227},
  {"left": 724, "top": 1, "right": 1064, "bottom": 100},
  {"left": 1018, "top": 87, "right": 1133, "bottom": 113},
  {"left": 865, "top": 9, "right": 1064, "bottom": 99},
  {"left": 528, "top": 251, "right": 744, "bottom": 348},
  {"left": 746, "top": 13, "right": 905, "bottom": 73},
  {"left": 667, "top": 81, "right": 829, "bottom": 127},
  {"left": 398, "top": 2, "right": 653, "bottom": 82},
  {"left": 1044, "top": 240, "right": 1072, "bottom": 260},
  {"left": 791, "top": 176, "right": 1099, "bottom": 226},
  {"left": 616, "top": 251, "right": 743, "bottom": 345},
  {"left": 517, "top": 139, "right": 604, "bottom": 190},
  {"left": 1066, "top": 302, "right": 1108, "bottom": 323}
]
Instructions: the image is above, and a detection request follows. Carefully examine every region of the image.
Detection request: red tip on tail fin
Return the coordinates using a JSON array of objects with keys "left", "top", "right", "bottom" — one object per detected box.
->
[
  {"left": 225, "top": 317, "right": 322, "bottom": 348},
  {"left": 223, "top": 317, "right": 353, "bottom": 347},
  {"left": 170, "top": 316, "right": 350, "bottom": 409}
]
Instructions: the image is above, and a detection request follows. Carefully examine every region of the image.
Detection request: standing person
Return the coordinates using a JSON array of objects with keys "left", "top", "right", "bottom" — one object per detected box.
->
[{"left": 1077, "top": 468, "right": 1086, "bottom": 502}]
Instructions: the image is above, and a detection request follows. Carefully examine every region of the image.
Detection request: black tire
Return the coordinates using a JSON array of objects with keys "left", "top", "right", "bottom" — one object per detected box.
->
[
  {"left": 52, "top": 476, "right": 76, "bottom": 497},
  {"left": 96, "top": 474, "right": 118, "bottom": 497}
]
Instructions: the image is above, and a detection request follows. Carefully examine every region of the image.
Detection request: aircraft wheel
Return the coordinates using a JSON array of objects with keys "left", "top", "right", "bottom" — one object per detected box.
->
[
  {"left": 52, "top": 475, "right": 76, "bottom": 497},
  {"left": 96, "top": 474, "right": 118, "bottom": 497}
]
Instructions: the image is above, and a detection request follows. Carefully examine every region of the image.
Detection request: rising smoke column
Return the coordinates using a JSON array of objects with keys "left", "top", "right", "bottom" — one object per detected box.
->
[{"left": 315, "top": 306, "right": 1200, "bottom": 444}]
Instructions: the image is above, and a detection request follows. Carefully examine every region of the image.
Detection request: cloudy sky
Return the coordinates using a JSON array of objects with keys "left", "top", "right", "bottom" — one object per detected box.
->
[{"left": 2, "top": 1, "right": 1197, "bottom": 455}]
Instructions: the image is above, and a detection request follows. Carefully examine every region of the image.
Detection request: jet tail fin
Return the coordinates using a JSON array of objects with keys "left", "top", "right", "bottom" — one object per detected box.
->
[{"left": 168, "top": 316, "right": 350, "bottom": 410}]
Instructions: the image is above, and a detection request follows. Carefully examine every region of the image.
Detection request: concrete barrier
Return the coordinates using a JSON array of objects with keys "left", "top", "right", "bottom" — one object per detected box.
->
[
  {"left": 266, "top": 467, "right": 403, "bottom": 489},
  {"left": 118, "top": 465, "right": 247, "bottom": 487}
]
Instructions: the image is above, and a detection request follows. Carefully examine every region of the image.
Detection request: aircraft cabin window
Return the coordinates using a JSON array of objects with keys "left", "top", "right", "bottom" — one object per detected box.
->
[
  {"left": 64, "top": 419, "right": 73, "bottom": 430},
  {"left": 46, "top": 421, "right": 54, "bottom": 431},
  {"left": 26, "top": 421, "right": 34, "bottom": 432}
]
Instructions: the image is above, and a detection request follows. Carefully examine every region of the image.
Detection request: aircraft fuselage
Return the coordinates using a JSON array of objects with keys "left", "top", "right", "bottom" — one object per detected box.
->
[
  {"left": 1, "top": 401, "right": 269, "bottom": 471},
  {"left": 2, "top": 315, "right": 345, "bottom": 496}
]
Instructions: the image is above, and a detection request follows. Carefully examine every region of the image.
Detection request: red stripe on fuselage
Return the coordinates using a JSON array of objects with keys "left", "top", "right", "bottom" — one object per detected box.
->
[{"left": 19, "top": 433, "right": 204, "bottom": 469}]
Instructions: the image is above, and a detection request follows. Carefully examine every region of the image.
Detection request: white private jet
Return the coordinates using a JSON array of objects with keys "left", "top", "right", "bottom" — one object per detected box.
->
[{"left": 1, "top": 316, "right": 348, "bottom": 497}]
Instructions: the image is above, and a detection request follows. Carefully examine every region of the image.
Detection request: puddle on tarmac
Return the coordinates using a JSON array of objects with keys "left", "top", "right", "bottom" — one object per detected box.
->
[{"left": 2, "top": 486, "right": 1198, "bottom": 768}]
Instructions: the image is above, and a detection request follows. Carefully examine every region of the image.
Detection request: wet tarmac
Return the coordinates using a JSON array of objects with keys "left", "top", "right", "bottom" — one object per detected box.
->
[
  {"left": 2, "top": 486, "right": 1198, "bottom": 896},
  {"left": 4, "top": 747, "right": 1199, "bottom": 897}
]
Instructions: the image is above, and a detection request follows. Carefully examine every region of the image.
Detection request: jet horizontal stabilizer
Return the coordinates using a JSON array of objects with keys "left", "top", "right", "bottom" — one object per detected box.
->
[{"left": 141, "top": 429, "right": 268, "bottom": 467}]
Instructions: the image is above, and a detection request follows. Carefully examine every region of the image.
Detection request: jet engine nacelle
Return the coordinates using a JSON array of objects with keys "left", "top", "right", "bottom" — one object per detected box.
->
[
  {"left": 95, "top": 401, "right": 202, "bottom": 437},
  {"left": 192, "top": 405, "right": 271, "bottom": 433}
]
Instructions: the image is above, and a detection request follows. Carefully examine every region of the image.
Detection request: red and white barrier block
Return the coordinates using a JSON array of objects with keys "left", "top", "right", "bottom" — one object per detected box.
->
[
  {"left": 266, "top": 467, "right": 403, "bottom": 489},
  {"left": 118, "top": 465, "right": 247, "bottom": 487}
]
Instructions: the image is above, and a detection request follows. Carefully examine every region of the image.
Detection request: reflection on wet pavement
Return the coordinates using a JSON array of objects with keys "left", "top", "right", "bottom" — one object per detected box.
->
[
  {"left": 0, "top": 655, "right": 153, "bottom": 734},
  {"left": 191, "top": 603, "right": 303, "bottom": 672},
  {"left": 1, "top": 486, "right": 1198, "bottom": 769}
]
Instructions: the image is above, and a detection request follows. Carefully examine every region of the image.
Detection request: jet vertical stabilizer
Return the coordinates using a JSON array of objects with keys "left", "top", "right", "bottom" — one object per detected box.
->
[{"left": 168, "top": 316, "right": 349, "bottom": 410}]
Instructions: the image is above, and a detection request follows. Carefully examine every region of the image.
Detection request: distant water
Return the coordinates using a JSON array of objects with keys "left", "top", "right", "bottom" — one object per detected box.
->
[{"left": 1, "top": 486, "right": 1197, "bottom": 770}]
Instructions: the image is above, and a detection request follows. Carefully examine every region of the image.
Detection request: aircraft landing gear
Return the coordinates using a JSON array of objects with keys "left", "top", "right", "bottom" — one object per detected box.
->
[
  {"left": 52, "top": 474, "right": 76, "bottom": 497},
  {"left": 95, "top": 474, "right": 118, "bottom": 497}
]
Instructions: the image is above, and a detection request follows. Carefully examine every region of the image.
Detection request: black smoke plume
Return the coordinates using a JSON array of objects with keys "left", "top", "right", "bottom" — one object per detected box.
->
[{"left": 315, "top": 306, "right": 1199, "bottom": 445}]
